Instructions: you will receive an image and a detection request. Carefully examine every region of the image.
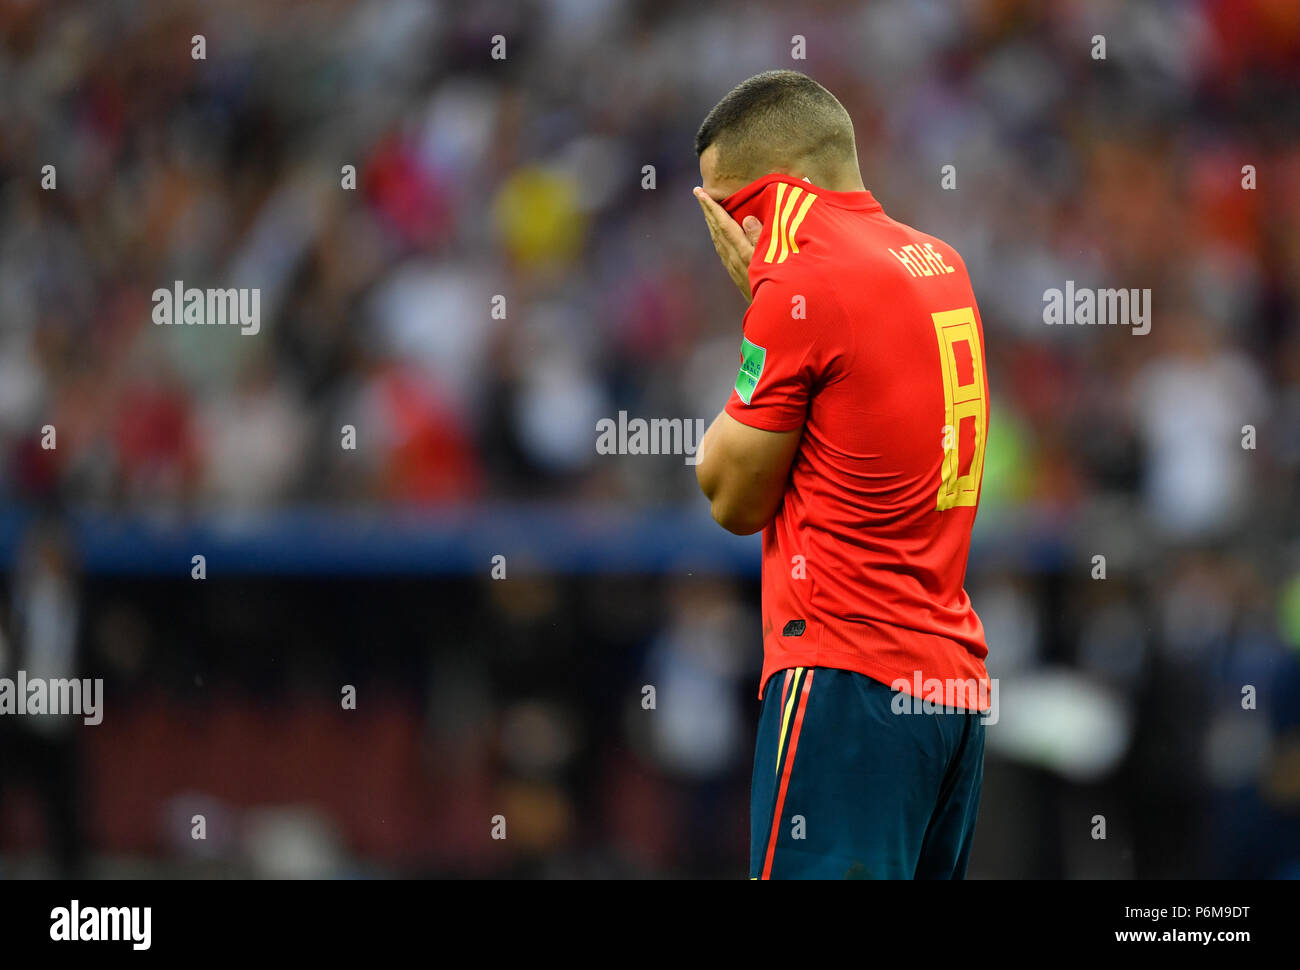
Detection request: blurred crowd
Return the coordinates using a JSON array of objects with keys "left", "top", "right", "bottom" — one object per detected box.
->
[
  {"left": 1, "top": 0, "right": 1299, "bottom": 877},
  {"left": 2, "top": 0, "right": 1295, "bottom": 515}
]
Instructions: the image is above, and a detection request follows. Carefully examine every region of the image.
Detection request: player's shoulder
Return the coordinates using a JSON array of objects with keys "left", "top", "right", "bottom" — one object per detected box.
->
[
  {"left": 869, "top": 214, "right": 971, "bottom": 285},
  {"left": 915, "top": 226, "right": 967, "bottom": 269},
  {"left": 749, "top": 178, "right": 827, "bottom": 275},
  {"left": 886, "top": 212, "right": 968, "bottom": 268}
]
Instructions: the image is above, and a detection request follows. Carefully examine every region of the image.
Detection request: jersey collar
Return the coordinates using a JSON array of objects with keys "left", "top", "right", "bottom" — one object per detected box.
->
[{"left": 719, "top": 173, "right": 882, "bottom": 222}]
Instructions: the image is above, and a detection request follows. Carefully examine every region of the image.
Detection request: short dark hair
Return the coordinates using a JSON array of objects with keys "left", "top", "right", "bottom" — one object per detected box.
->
[{"left": 695, "top": 70, "right": 856, "bottom": 180}]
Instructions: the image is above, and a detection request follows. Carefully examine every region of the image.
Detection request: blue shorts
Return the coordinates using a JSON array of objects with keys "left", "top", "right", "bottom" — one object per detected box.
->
[{"left": 750, "top": 666, "right": 985, "bottom": 879}]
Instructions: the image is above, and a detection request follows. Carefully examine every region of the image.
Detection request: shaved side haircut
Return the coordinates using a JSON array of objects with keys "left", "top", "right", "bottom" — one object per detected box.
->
[{"left": 695, "top": 70, "right": 858, "bottom": 183}]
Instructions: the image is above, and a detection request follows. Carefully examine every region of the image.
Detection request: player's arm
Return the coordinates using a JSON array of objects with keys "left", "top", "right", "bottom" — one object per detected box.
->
[
  {"left": 691, "top": 183, "right": 805, "bottom": 533},
  {"left": 695, "top": 411, "right": 802, "bottom": 535}
]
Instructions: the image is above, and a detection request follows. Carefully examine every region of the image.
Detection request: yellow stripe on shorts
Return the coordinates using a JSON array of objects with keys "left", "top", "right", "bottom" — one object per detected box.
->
[{"left": 774, "top": 667, "right": 805, "bottom": 776}]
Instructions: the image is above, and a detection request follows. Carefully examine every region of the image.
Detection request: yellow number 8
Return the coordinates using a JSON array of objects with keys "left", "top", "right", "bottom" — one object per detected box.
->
[{"left": 932, "top": 307, "right": 987, "bottom": 511}]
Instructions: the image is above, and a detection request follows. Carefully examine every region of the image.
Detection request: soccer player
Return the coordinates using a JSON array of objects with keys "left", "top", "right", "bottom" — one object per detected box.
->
[{"left": 691, "top": 71, "right": 991, "bottom": 879}]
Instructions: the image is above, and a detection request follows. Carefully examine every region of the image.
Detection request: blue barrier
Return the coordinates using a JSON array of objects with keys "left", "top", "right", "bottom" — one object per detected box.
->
[{"left": 0, "top": 505, "right": 1067, "bottom": 576}]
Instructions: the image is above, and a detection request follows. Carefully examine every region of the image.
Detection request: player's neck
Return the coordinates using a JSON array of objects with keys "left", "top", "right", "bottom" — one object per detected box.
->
[
  {"left": 821, "top": 168, "right": 867, "bottom": 193},
  {"left": 788, "top": 166, "right": 866, "bottom": 193}
]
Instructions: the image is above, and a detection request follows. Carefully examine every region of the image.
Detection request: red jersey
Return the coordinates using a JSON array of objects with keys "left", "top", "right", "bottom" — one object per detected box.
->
[{"left": 719, "top": 174, "right": 990, "bottom": 709}]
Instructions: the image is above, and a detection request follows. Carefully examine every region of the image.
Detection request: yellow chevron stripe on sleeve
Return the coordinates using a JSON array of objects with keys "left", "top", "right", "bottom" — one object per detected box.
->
[
  {"left": 783, "top": 192, "right": 817, "bottom": 259},
  {"left": 762, "top": 183, "right": 788, "bottom": 263},
  {"left": 775, "top": 186, "right": 804, "bottom": 263}
]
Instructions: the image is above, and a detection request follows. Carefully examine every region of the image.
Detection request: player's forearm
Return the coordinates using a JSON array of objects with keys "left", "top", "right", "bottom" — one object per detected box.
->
[
  {"left": 694, "top": 410, "right": 725, "bottom": 500},
  {"left": 695, "top": 411, "right": 786, "bottom": 535}
]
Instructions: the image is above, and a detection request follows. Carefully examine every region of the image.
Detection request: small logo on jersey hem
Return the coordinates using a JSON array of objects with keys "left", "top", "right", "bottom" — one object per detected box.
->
[{"left": 782, "top": 619, "right": 806, "bottom": 637}]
